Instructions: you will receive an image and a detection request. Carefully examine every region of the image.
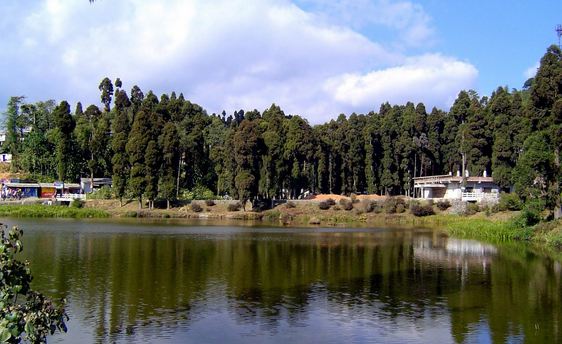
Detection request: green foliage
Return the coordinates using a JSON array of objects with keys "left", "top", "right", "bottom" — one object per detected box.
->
[
  {"left": 498, "top": 193, "right": 522, "bottom": 211},
  {"left": 181, "top": 185, "right": 215, "bottom": 200},
  {"left": 70, "top": 199, "right": 84, "bottom": 208},
  {"left": 0, "top": 225, "right": 68, "bottom": 343},
  {"left": 87, "top": 186, "right": 113, "bottom": 200},
  {"left": 0, "top": 205, "right": 109, "bottom": 218}
]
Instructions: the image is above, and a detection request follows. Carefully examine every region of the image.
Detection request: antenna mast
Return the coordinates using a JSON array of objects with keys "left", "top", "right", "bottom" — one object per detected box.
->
[{"left": 557, "top": 24, "right": 562, "bottom": 49}]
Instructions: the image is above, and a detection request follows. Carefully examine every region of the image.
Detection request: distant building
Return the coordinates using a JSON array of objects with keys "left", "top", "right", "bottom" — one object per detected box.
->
[
  {"left": 413, "top": 174, "right": 501, "bottom": 203},
  {"left": 80, "top": 178, "right": 112, "bottom": 193}
]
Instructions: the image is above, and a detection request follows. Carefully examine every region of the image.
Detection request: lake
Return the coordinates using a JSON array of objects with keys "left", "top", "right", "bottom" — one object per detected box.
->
[{"left": 3, "top": 218, "right": 561, "bottom": 343}]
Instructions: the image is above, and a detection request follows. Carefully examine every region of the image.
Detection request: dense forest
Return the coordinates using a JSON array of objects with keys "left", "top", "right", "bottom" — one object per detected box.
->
[{"left": 2, "top": 45, "right": 561, "bottom": 214}]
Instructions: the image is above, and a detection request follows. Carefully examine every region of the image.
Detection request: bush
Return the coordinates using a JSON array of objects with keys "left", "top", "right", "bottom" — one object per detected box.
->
[
  {"left": 339, "top": 198, "right": 353, "bottom": 211},
  {"left": 205, "top": 200, "right": 216, "bottom": 207},
  {"left": 465, "top": 203, "right": 480, "bottom": 215},
  {"left": 410, "top": 203, "right": 435, "bottom": 217},
  {"left": 513, "top": 199, "right": 544, "bottom": 228},
  {"left": 396, "top": 203, "right": 405, "bottom": 213},
  {"left": 88, "top": 185, "right": 113, "bottom": 200},
  {"left": 372, "top": 202, "right": 383, "bottom": 214},
  {"left": 332, "top": 205, "right": 341, "bottom": 211},
  {"left": 326, "top": 198, "right": 336, "bottom": 206},
  {"left": 286, "top": 201, "right": 296, "bottom": 208},
  {"left": 181, "top": 185, "right": 215, "bottom": 200},
  {"left": 350, "top": 193, "right": 359, "bottom": 204},
  {"left": 227, "top": 202, "right": 241, "bottom": 211},
  {"left": 0, "top": 225, "right": 69, "bottom": 342},
  {"left": 318, "top": 201, "right": 330, "bottom": 210},
  {"left": 70, "top": 199, "right": 85, "bottom": 208},
  {"left": 191, "top": 203, "right": 203, "bottom": 212},
  {"left": 436, "top": 200, "right": 451, "bottom": 211},
  {"left": 498, "top": 193, "right": 522, "bottom": 211},
  {"left": 383, "top": 197, "right": 406, "bottom": 214}
]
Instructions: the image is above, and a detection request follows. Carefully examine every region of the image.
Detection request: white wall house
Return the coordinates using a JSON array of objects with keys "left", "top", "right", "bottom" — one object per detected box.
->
[{"left": 413, "top": 175, "right": 501, "bottom": 203}]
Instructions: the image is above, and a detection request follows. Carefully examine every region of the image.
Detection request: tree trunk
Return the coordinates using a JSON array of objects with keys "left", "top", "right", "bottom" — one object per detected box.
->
[
  {"left": 138, "top": 196, "right": 142, "bottom": 209},
  {"left": 167, "top": 199, "right": 170, "bottom": 210},
  {"left": 176, "top": 154, "right": 182, "bottom": 198}
]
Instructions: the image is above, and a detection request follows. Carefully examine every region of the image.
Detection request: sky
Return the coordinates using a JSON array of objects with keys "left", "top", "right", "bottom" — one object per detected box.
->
[{"left": 0, "top": 0, "right": 561, "bottom": 124}]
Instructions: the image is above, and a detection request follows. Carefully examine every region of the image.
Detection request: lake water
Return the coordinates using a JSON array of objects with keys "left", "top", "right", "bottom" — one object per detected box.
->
[{"left": 3, "top": 218, "right": 561, "bottom": 343}]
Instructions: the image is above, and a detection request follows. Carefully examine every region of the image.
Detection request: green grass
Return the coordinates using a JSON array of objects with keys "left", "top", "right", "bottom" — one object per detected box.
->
[{"left": 0, "top": 204, "right": 110, "bottom": 218}]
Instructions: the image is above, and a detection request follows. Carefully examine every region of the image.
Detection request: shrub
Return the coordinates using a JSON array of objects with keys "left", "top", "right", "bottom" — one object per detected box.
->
[
  {"left": 0, "top": 225, "right": 69, "bottom": 342},
  {"left": 350, "top": 193, "right": 359, "bottom": 204},
  {"left": 191, "top": 203, "right": 203, "bottom": 212},
  {"left": 372, "top": 202, "right": 383, "bottom": 214},
  {"left": 318, "top": 201, "right": 330, "bottom": 210},
  {"left": 339, "top": 198, "right": 353, "bottom": 211},
  {"left": 396, "top": 203, "right": 405, "bottom": 213},
  {"left": 498, "top": 193, "right": 522, "bottom": 211},
  {"left": 436, "top": 200, "right": 451, "bottom": 211},
  {"left": 465, "top": 203, "right": 480, "bottom": 215},
  {"left": 286, "top": 201, "right": 296, "bottom": 208},
  {"left": 383, "top": 197, "right": 406, "bottom": 214},
  {"left": 88, "top": 185, "right": 113, "bottom": 200},
  {"left": 326, "top": 198, "right": 336, "bottom": 206},
  {"left": 227, "top": 202, "right": 241, "bottom": 211},
  {"left": 70, "top": 199, "right": 85, "bottom": 208},
  {"left": 332, "top": 205, "right": 341, "bottom": 211},
  {"left": 205, "top": 200, "right": 216, "bottom": 207},
  {"left": 410, "top": 203, "right": 435, "bottom": 217},
  {"left": 181, "top": 185, "right": 215, "bottom": 200}
]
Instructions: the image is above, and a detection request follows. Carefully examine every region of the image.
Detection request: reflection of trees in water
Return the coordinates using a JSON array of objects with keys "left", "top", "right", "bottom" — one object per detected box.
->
[{"left": 21, "top": 230, "right": 562, "bottom": 343}]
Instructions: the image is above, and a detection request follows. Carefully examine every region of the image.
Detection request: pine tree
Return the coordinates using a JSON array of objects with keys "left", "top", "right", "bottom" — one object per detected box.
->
[
  {"left": 53, "top": 101, "right": 76, "bottom": 181},
  {"left": 159, "top": 123, "right": 180, "bottom": 209},
  {"left": 111, "top": 103, "right": 130, "bottom": 206},
  {"left": 126, "top": 110, "right": 151, "bottom": 208}
]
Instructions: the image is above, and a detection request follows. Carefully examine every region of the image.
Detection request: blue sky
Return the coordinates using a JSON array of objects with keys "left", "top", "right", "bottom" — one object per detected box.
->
[{"left": 0, "top": 0, "right": 560, "bottom": 123}]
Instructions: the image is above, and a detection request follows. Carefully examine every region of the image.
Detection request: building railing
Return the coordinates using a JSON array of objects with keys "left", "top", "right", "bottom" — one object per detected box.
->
[
  {"left": 461, "top": 192, "right": 498, "bottom": 202},
  {"left": 56, "top": 193, "right": 86, "bottom": 201}
]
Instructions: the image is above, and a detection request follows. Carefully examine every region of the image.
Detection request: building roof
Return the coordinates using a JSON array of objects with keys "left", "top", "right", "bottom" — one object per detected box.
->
[
  {"left": 5, "top": 182, "right": 40, "bottom": 188},
  {"left": 413, "top": 175, "right": 495, "bottom": 184}
]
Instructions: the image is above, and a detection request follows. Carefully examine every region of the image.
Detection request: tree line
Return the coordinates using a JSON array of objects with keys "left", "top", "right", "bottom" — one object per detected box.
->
[{"left": 2, "top": 45, "right": 561, "bottom": 215}]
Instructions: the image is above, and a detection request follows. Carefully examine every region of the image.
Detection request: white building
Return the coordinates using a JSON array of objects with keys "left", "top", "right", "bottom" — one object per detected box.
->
[{"left": 413, "top": 174, "right": 500, "bottom": 203}]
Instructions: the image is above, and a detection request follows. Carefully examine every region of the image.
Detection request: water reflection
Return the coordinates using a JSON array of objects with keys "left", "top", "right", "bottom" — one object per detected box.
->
[{"left": 7, "top": 219, "right": 561, "bottom": 343}]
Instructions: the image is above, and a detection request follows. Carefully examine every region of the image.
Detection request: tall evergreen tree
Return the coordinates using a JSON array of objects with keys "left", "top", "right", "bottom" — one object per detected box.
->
[
  {"left": 126, "top": 110, "right": 151, "bottom": 208},
  {"left": 160, "top": 123, "right": 180, "bottom": 209},
  {"left": 53, "top": 101, "right": 76, "bottom": 182}
]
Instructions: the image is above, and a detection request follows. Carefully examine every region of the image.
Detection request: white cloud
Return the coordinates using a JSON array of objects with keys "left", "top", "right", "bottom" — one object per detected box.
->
[
  {"left": 1, "top": 0, "right": 476, "bottom": 123},
  {"left": 324, "top": 54, "right": 478, "bottom": 112}
]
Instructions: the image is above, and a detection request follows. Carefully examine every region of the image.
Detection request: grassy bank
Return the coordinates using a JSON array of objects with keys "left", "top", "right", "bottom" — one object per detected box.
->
[
  {"left": 415, "top": 214, "right": 562, "bottom": 248},
  {"left": 0, "top": 204, "right": 110, "bottom": 218}
]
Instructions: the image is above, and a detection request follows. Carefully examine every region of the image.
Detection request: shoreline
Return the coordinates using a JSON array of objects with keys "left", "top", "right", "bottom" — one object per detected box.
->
[{"left": 0, "top": 200, "right": 560, "bottom": 250}]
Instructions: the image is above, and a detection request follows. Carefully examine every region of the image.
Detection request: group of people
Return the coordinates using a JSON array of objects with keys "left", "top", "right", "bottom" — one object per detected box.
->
[{"left": 1, "top": 186, "right": 23, "bottom": 200}]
